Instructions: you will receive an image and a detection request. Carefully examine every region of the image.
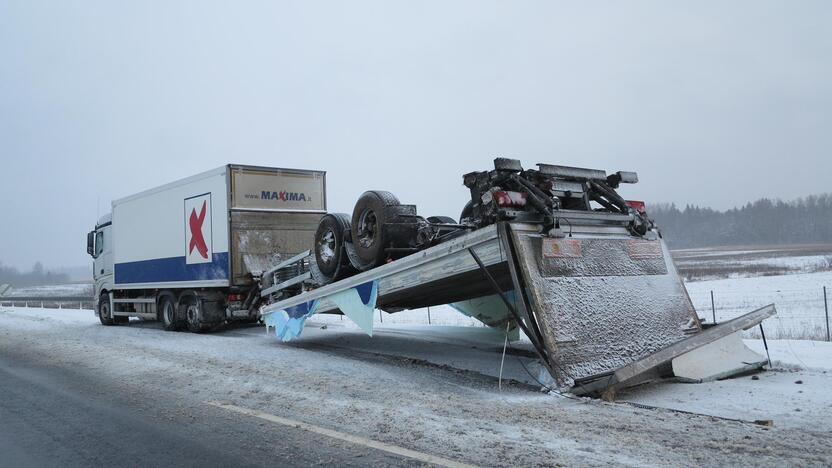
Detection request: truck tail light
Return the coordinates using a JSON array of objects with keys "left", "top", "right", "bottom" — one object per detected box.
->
[
  {"left": 626, "top": 200, "right": 647, "bottom": 214},
  {"left": 227, "top": 293, "right": 244, "bottom": 302},
  {"left": 493, "top": 191, "right": 528, "bottom": 208}
]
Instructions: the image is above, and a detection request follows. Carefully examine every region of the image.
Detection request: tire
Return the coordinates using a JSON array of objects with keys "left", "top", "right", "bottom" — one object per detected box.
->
[
  {"left": 183, "top": 295, "right": 212, "bottom": 333},
  {"left": 460, "top": 200, "right": 474, "bottom": 223},
  {"left": 98, "top": 293, "right": 114, "bottom": 326},
  {"left": 427, "top": 216, "right": 456, "bottom": 224},
  {"left": 351, "top": 190, "right": 400, "bottom": 268},
  {"left": 314, "top": 213, "right": 355, "bottom": 281},
  {"left": 159, "top": 294, "right": 183, "bottom": 331}
]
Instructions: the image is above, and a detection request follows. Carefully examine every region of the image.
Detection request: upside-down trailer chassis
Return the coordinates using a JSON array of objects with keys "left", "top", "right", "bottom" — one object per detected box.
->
[{"left": 259, "top": 211, "right": 774, "bottom": 396}]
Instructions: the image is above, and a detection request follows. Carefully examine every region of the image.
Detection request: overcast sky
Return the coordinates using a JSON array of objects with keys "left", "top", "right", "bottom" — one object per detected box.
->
[{"left": 1, "top": 1, "right": 830, "bottom": 270}]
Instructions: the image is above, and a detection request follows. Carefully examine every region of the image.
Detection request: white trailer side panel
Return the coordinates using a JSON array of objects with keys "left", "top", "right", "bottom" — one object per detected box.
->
[{"left": 112, "top": 167, "right": 230, "bottom": 289}]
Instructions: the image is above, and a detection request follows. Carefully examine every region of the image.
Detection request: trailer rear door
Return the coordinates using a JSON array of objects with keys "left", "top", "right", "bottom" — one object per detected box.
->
[{"left": 228, "top": 165, "right": 326, "bottom": 285}]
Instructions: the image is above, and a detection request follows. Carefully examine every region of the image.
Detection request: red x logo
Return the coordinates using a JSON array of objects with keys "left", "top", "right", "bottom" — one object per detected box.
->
[{"left": 188, "top": 201, "right": 208, "bottom": 259}]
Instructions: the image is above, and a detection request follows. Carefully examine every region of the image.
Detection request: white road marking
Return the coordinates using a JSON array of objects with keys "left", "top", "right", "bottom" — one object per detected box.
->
[{"left": 206, "top": 401, "right": 478, "bottom": 468}]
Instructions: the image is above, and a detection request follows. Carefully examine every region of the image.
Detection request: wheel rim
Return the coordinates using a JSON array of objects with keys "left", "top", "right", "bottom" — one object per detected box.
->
[
  {"left": 356, "top": 209, "right": 377, "bottom": 248},
  {"left": 100, "top": 301, "right": 109, "bottom": 319},
  {"left": 317, "top": 228, "right": 337, "bottom": 265},
  {"left": 187, "top": 303, "right": 199, "bottom": 324},
  {"left": 163, "top": 302, "right": 174, "bottom": 324}
]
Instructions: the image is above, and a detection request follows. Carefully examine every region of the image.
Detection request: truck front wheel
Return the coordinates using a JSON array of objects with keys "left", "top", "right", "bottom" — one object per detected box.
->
[{"left": 98, "top": 293, "right": 114, "bottom": 326}]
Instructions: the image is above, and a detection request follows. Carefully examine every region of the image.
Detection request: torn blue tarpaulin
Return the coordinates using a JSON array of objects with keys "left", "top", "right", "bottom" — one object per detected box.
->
[{"left": 263, "top": 280, "right": 379, "bottom": 341}]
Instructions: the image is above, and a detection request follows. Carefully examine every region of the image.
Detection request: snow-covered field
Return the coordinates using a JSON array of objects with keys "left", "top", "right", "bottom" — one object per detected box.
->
[
  {"left": 0, "top": 282, "right": 92, "bottom": 298},
  {"left": 674, "top": 245, "right": 832, "bottom": 340},
  {"left": 686, "top": 272, "right": 832, "bottom": 339},
  {"left": 672, "top": 244, "right": 832, "bottom": 281}
]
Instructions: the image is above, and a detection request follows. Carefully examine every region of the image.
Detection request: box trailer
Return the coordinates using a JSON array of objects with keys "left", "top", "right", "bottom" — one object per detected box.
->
[{"left": 86, "top": 164, "right": 325, "bottom": 332}]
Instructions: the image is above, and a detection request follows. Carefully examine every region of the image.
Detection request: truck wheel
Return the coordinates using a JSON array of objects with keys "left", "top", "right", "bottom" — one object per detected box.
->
[
  {"left": 160, "top": 295, "right": 183, "bottom": 331},
  {"left": 314, "top": 213, "right": 355, "bottom": 282},
  {"left": 427, "top": 216, "right": 456, "bottom": 224},
  {"left": 183, "top": 296, "right": 212, "bottom": 333},
  {"left": 460, "top": 200, "right": 474, "bottom": 223},
  {"left": 351, "top": 190, "right": 400, "bottom": 268},
  {"left": 98, "top": 293, "right": 114, "bottom": 326}
]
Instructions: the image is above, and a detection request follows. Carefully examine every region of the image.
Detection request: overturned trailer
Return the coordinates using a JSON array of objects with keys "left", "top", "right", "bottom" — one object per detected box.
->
[{"left": 259, "top": 159, "right": 773, "bottom": 395}]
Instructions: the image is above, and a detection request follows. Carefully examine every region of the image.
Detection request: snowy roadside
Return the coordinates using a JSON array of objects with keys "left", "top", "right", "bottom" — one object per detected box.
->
[{"left": 620, "top": 338, "right": 832, "bottom": 431}]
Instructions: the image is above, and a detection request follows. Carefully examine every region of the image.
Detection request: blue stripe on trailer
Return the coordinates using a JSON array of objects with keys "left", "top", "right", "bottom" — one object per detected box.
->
[{"left": 114, "top": 252, "right": 229, "bottom": 284}]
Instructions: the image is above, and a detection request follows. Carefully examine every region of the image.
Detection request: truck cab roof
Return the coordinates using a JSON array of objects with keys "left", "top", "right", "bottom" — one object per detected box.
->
[{"left": 96, "top": 213, "right": 112, "bottom": 229}]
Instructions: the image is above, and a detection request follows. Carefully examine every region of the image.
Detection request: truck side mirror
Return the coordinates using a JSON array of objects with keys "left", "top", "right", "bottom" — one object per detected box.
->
[{"left": 87, "top": 231, "right": 95, "bottom": 257}]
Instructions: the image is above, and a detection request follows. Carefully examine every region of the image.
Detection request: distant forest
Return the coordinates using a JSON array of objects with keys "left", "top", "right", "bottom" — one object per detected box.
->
[
  {"left": 0, "top": 262, "right": 70, "bottom": 288},
  {"left": 650, "top": 194, "right": 832, "bottom": 248}
]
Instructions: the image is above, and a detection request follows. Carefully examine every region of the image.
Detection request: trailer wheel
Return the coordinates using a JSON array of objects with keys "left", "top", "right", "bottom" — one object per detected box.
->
[
  {"left": 183, "top": 295, "right": 212, "bottom": 333},
  {"left": 459, "top": 200, "right": 474, "bottom": 223},
  {"left": 427, "top": 216, "right": 456, "bottom": 224},
  {"left": 314, "top": 213, "right": 355, "bottom": 282},
  {"left": 160, "top": 295, "right": 184, "bottom": 331},
  {"left": 98, "top": 293, "right": 114, "bottom": 326},
  {"left": 315, "top": 213, "right": 350, "bottom": 280},
  {"left": 351, "top": 190, "right": 400, "bottom": 268}
]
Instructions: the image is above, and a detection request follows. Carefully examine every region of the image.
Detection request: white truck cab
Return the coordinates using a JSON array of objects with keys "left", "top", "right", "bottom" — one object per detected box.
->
[{"left": 87, "top": 213, "right": 115, "bottom": 318}]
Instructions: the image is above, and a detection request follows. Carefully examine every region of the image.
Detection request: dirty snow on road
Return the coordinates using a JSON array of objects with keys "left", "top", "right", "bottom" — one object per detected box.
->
[{"left": 1, "top": 306, "right": 830, "bottom": 466}]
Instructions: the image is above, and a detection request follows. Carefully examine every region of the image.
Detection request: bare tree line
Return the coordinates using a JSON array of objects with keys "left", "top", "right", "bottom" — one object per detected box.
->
[
  {"left": 0, "top": 261, "right": 70, "bottom": 288},
  {"left": 651, "top": 194, "right": 832, "bottom": 248}
]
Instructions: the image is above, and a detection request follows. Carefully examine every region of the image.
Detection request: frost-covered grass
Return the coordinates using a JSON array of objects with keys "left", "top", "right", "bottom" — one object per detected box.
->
[
  {"left": 685, "top": 271, "right": 832, "bottom": 340},
  {"left": 672, "top": 244, "right": 832, "bottom": 281},
  {"left": 668, "top": 245, "right": 832, "bottom": 340},
  {"left": 0, "top": 282, "right": 93, "bottom": 297}
]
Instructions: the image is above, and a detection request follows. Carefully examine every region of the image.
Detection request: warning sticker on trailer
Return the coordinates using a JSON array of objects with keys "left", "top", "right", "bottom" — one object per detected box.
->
[
  {"left": 542, "top": 238, "right": 582, "bottom": 258},
  {"left": 627, "top": 240, "right": 663, "bottom": 259}
]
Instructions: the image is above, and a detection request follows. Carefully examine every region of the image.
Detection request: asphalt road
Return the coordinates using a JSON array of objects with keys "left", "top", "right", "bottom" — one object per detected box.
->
[{"left": 0, "top": 350, "right": 419, "bottom": 468}]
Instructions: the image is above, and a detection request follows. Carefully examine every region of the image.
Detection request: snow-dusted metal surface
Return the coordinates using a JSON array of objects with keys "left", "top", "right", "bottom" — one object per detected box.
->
[
  {"left": 671, "top": 330, "right": 767, "bottom": 381},
  {"left": 511, "top": 229, "right": 700, "bottom": 388},
  {"left": 449, "top": 292, "right": 515, "bottom": 330},
  {"left": 260, "top": 224, "right": 506, "bottom": 317}
]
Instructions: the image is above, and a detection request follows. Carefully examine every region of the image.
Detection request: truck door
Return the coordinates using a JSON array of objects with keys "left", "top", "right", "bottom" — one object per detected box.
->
[{"left": 93, "top": 226, "right": 113, "bottom": 279}]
